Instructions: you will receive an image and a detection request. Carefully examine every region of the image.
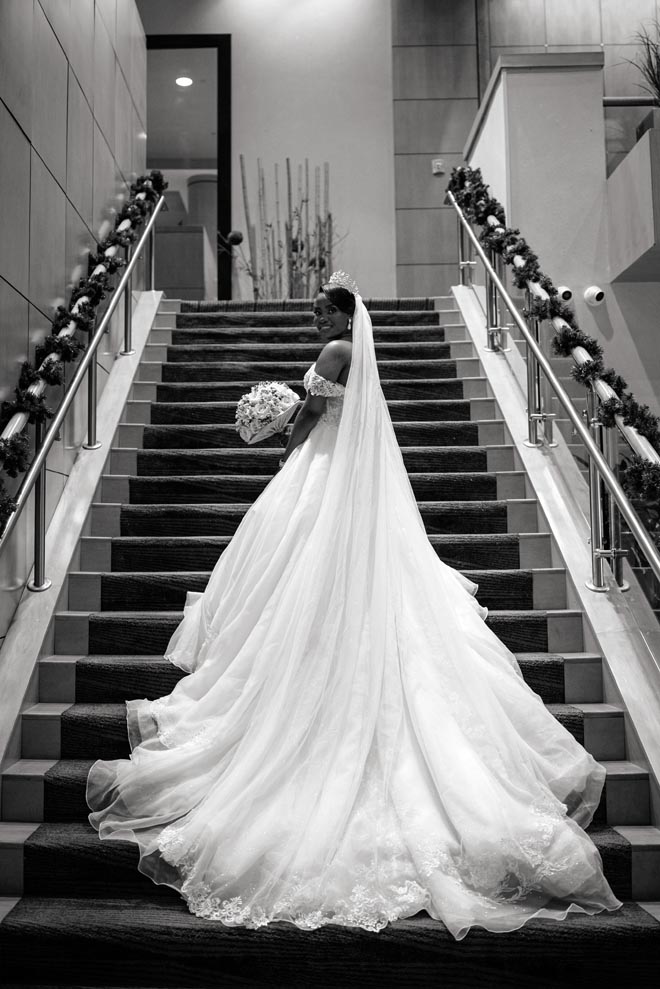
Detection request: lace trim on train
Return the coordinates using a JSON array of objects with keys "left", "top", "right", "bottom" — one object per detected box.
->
[{"left": 156, "top": 794, "right": 585, "bottom": 931}]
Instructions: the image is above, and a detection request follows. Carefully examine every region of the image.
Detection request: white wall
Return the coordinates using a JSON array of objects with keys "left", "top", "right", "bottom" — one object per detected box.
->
[
  {"left": 467, "top": 76, "right": 507, "bottom": 215},
  {"left": 137, "top": 0, "right": 396, "bottom": 297},
  {"left": 466, "top": 54, "right": 660, "bottom": 411}
]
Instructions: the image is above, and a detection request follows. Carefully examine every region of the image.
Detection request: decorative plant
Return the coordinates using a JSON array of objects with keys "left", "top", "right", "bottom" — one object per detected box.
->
[
  {"left": 0, "top": 170, "right": 168, "bottom": 535},
  {"left": 628, "top": 20, "right": 660, "bottom": 105},
  {"left": 219, "top": 155, "right": 344, "bottom": 301},
  {"left": 448, "top": 165, "right": 660, "bottom": 551}
]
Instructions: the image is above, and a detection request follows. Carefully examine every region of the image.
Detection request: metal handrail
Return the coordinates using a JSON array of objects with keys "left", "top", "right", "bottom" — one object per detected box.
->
[
  {"left": 0, "top": 195, "right": 164, "bottom": 587},
  {"left": 447, "top": 189, "right": 660, "bottom": 588},
  {"left": 603, "top": 97, "right": 658, "bottom": 107}
]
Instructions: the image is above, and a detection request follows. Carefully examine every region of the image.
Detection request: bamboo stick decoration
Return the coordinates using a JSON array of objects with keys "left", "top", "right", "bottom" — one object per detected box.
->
[
  {"left": 297, "top": 164, "right": 303, "bottom": 297},
  {"left": 256, "top": 158, "right": 268, "bottom": 298},
  {"left": 270, "top": 227, "right": 277, "bottom": 298},
  {"left": 260, "top": 160, "right": 273, "bottom": 295},
  {"left": 323, "top": 162, "right": 329, "bottom": 224},
  {"left": 314, "top": 165, "right": 321, "bottom": 285},
  {"left": 240, "top": 155, "right": 257, "bottom": 299},
  {"left": 304, "top": 159, "right": 310, "bottom": 297},
  {"left": 286, "top": 158, "right": 293, "bottom": 298},
  {"left": 274, "top": 163, "right": 283, "bottom": 298},
  {"left": 323, "top": 161, "right": 332, "bottom": 278},
  {"left": 236, "top": 155, "right": 337, "bottom": 300}
]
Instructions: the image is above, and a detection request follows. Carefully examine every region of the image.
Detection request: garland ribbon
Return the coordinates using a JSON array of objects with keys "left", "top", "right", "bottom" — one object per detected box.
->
[
  {"left": 0, "top": 170, "right": 168, "bottom": 534},
  {"left": 448, "top": 165, "right": 660, "bottom": 513}
]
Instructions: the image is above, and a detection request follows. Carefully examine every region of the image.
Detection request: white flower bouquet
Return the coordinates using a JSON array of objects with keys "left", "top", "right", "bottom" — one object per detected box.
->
[{"left": 235, "top": 381, "right": 301, "bottom": 445}]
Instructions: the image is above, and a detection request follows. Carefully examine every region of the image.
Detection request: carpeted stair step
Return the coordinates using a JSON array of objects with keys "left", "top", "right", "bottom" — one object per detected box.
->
[
  {"left": 1, "top": 896, "right": 657, "bottom": 988},
  {"left": 72, "top": 655, "right": 186, "bottom": 702},
  {"left": 67, "top": 567, "right": 540, "bottom": 613},
  {"left": 53, "top": 605, "right": 567, "bottom": 654},
  {"left": 180, "top": 297, "right": 439, "bottom": 312},
  {"left": 156, "top": 359, "right": 459, "bottom": 383},
  {"left": 15, "top": 821, "right": 633, "bottom": 902},
  {"left": 102, "top": 533, "right": 522, "bottom": 572},
  {"left": 130, "top": 446, "right": 490, "bottom": 476},
  {"left": 171, "top": 325, "right": 448, "bottom": 344},
  {"left": 39, "top": 700, "right": 590, "bottom": 759},
  {"left": 153, "top": 378, "right": 468, "bottom": 402},
  {"left": 149, "top": 398, "right": 475, "bottom": 425},
  {"left": 175, "top": 308, "right": 440, "bottom": 327},
  {"left": 95, "top": 568, "right": 533, "bottom": 610},
  {"left": 161, "top": 341, "right": 452, "bottom": 362},
  {"left": 115, "top": 500, "right": 508, "bottom": 537},
  {"left": 39, "top": 653, "right": 597, "bottom": 705},
  {"left": 123, "top": 472, "right": 503, "bottom": 504},
  {"left": 6, "top": 757, "right": 648, "bottom": 826},
  {"left": 140, "top": 421, "right": 482, "bottom": 450}
]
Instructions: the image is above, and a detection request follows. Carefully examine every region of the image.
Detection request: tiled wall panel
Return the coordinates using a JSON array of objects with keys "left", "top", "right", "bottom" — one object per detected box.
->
[
  {"left": 67, "top": 69, "right": 95, "bottom": 228},
  {"left": 29, "top": 150, "right": 67, "bottom": 317},
  {"left": 392, "top": 0, "right": 475, "bottom": 45},
  {"left": 0, "top": 0, "right": 34, "bottom": 136},
  {"left": 393, "top": 45, "right": 478, "bottom": 99},
  {"left": 392, "top": 1, "right": 479, "bottom": 298},
  {"left": 31, "top": 0, "right": 69, "bottom": 189},
  {"left": 392, "top": 0, "right": 660, "bottom": 295},
  {"left": 544, "top": 0, "right": 602, "bottom": 45},
  {"left": 484, "top": 0, "right": 660, "bottom": 172},
  {"left": 0, "top": 0, "right": 146, "bottom": 642},
  {"left": 0, "top": 102, "right": 31, "bottom": 299}
]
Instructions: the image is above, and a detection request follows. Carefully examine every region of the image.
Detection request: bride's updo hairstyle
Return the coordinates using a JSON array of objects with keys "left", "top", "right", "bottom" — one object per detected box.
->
[{"left": 320, "top": 282, "right": 356, "bottom": 317}]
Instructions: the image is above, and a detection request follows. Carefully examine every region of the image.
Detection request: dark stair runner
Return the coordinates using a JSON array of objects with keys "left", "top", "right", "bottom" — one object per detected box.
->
[{"left": 1, "top": 297, "right": 657, "bottom": 987}]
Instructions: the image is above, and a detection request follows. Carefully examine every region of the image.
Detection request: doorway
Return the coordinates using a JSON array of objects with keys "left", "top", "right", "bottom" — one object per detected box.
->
[{"left": 146, "top": 35, "right": 231, "bottom": 299}]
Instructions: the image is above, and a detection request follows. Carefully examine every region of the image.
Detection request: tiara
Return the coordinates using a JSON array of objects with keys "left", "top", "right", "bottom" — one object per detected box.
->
[{"left": 327, "top": 270, "right": 359, "bottom": 295}]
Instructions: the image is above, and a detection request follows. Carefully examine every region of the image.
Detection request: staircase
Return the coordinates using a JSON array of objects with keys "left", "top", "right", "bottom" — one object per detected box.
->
[{"left": 1, "top": 296, "right": 658, "bottom": 987}]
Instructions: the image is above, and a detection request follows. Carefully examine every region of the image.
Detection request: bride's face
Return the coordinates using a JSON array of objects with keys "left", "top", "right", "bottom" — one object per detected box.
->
[{"left": 312, "top": 293, "right": 350, "bottom": 341}]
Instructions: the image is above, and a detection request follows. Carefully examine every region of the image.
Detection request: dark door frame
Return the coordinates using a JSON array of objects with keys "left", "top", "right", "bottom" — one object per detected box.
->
[{"left": 146, "top": 34, "right": 231, "bottom": 298}]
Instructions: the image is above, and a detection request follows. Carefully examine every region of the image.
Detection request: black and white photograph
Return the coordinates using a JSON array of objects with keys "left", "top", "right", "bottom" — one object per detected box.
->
[{"left": 0, "top": 1, "right": 659, "bottom": 986}]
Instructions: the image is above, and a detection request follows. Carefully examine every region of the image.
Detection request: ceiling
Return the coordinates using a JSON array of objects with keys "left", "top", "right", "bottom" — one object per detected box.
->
[{"left": 146, "top": 47, "right": 218, "bottom": 167}]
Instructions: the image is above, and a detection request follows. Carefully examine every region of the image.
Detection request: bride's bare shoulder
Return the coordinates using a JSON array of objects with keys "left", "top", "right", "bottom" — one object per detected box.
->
[
  {"left": 315, "top": 339, "right": 352, "bottom": 380},
  {"left": 319, "top": 339, "right": 352, "bottom": 358}
]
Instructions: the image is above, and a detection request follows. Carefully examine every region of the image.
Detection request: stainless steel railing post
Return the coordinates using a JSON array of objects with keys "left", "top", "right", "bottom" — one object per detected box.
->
[
  {"left": 485, "top": 248, "right": 499, "bottom": 351},
  {"left": 27, "top": 419, "right": 51, "bottom": 592},
  {"left": 603, "top": 422, "right": 629, "bottom": 590},
  {"left": 457, "top": 215, "right": 476, "bottom": 286},
  {"left": 120, "top": 244, "right": 135, "bottom": 355},
  {"left": 83, "top": 316, "right": 101, "bottom": 450},
  {"left": 524, "top": 290, "right": 543, "bottom": 448},
  {"left": 495, "top": 254, "right": 510, "bottom": 351},
  {"left": 586, "top": 388, "right": 607, "bottom": 591},
  {"left": 458, "top": 216, "right": 468, "bottom": 286},
  {"left": 148, "top": 226, "right": 155, "bottom": 290},
  {"left": 539, "top": 322, "right": 557, "bottom": 448}
]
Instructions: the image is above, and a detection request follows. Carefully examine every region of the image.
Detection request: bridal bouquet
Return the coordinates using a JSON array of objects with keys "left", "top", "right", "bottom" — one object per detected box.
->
[{"left": 235, "top": 381, "right": 301, "bottom": 445}]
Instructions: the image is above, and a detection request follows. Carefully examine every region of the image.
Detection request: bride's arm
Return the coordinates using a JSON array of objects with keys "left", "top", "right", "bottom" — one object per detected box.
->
[
  {"left": 280, "top": 341, "right": 349, "bottom": 464},
  {"left": 280, "top": 394, "right": 327, "bottom": 463}
]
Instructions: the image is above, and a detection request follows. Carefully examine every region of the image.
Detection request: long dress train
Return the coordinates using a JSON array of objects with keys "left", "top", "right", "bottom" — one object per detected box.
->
[{"left": 87, "top": 294, "right": 621, "bottom": 939}]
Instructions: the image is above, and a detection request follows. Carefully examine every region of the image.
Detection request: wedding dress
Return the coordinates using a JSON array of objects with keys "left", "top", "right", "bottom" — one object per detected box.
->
[{"left": 87, "top": 288, "right": 621, "bottom": 939}]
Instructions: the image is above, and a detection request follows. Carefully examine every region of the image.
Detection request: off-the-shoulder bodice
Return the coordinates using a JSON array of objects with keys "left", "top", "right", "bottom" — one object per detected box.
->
[
  {"left": 303, "top": 363, "right": 345, "bottom": 427},
  {"left": 303, "top": 363, "right": 347, "bottom": 398}
]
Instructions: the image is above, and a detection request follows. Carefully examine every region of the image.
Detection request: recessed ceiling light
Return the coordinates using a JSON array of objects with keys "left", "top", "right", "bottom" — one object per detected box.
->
[{"left": 176, "top": 76, "right": 193, "bottom": 87}]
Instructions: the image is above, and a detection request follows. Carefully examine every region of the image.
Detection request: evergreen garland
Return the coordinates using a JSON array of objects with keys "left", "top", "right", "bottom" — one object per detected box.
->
[
  {"left": 448, "top": 164, "right": 660, "bottom": 511},
  {"left": 0, "top": 169, "right": 168, "bottom": 534},
  {"left": 598, "top": 396, "right": 624, "bottom": 429}
]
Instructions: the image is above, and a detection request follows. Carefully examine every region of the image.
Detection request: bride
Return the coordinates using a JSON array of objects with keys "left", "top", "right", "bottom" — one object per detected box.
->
[{"left": 87, "top": 271, "right": 621, "bottom": 938}]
